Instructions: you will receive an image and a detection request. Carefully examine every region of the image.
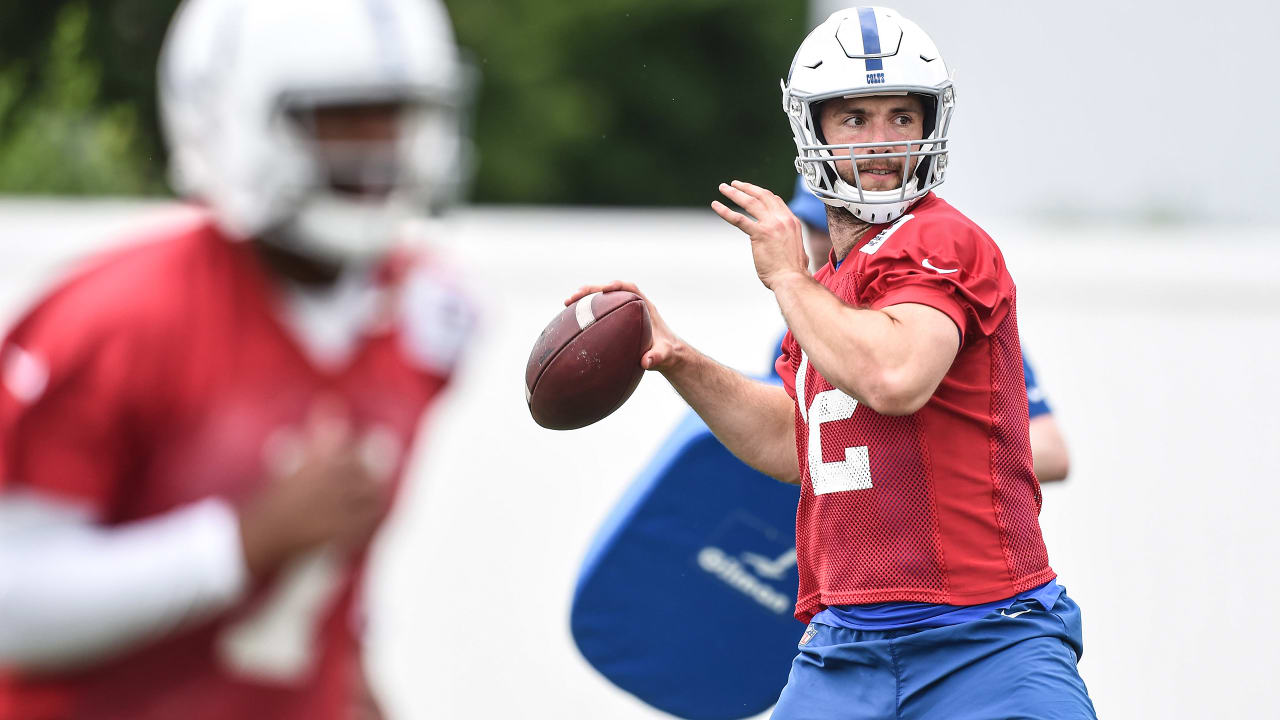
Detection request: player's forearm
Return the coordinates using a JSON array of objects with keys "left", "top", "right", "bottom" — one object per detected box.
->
[
  {"left": 0, "top": 495, "right": 248, "bottom": 670},
  {"left": 770, "top": 272, "right": 936, "bottom": 415},
  {"left": 659, "top": 345, "right": 799, "bottom": 484},
  {"left": 1030, "top": 415, "right": 1070, "bottom": 483}
]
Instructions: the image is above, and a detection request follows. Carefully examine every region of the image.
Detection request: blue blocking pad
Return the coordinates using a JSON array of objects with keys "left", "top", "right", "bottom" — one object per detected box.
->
[{"left": 571, "top": 411, "right": 803, "bottom": 719}]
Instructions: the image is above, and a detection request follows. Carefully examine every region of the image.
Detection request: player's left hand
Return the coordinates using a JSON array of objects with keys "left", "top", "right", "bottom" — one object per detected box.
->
[{"left": 711, "top": 180, "right": 810, "bottom": 290}]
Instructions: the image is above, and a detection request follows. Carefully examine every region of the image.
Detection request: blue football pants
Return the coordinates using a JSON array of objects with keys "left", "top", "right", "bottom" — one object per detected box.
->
[{"left": 771, "top": 592, "right": 1097, "bottom": 720}]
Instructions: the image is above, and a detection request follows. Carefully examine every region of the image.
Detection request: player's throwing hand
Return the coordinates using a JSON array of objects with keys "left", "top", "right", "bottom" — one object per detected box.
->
[{"left": 711, "top": 180, "right": 810, "bottom": 290}]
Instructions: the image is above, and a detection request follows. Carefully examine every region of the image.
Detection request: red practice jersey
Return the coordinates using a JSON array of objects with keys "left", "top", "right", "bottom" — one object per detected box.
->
[
  {"left": 776, "top": 193, "right": 1053, "bottom": 623},
  {"left": 0, "top": 219, "right": 471, "bottom": 720}
]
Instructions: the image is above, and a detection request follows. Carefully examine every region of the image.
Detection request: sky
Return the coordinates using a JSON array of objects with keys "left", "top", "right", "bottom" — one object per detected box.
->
[{"left": 810, "top": 0, "right": 1280, "bottom": 224}]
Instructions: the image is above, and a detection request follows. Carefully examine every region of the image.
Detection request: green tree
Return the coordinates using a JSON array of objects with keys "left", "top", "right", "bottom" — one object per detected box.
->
[
  {"left": 448, "top": 0, "right": 807, "bottom": 205},
  {"left": 0, "top": 1, "right": 175, "bottom": 194},
  {"left": 0, "top": 0, "right": 807, "bottom": 204}
]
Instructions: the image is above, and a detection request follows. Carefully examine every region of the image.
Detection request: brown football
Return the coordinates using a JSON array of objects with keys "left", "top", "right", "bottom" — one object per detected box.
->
[{"left": 525, "top": 291, "right": 652, "bottom": 430}]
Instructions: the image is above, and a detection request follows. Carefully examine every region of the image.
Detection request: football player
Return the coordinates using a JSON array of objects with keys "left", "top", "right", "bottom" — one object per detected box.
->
[
  {"left": 788, "top": 177, "right": 1071, "bottom": 482},
  {"left": 0, "top": 1, "right": 473, "bottom": 719},
  {"left": 568, "top": 7, "right": 1095, "bottom": 718}
]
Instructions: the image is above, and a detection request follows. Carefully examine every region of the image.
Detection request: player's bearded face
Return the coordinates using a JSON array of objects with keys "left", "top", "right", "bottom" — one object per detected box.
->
[
  {"left": 288, "top": 102, "right": 406, "bottom": 199},
  {"left": 817, "top": 95, "right": 927, "bottom": 192}
]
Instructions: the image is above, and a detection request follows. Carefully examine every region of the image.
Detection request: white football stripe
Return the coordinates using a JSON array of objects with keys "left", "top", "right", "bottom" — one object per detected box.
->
[{"left": 574, "top": 293, "right": 599, "bottom": 330}]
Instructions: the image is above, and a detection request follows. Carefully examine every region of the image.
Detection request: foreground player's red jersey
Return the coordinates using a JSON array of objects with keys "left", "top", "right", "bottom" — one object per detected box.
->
[
  {"left": 776, "top": 193, "right": 1053, "bottom": 623},
  {"left": 0, "top": 218, "right": 470, "bottom": 720}
]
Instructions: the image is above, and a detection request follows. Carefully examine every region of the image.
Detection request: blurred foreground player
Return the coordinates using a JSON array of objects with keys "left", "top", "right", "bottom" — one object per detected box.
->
[
  {"left": 788, "top": 178, "right": 1070, "bottom": 482},
  {"left": 0, "top": 1, "right": 473, "bottom": 719},
  {"left": 570, "top": 7, "right": 1094, "bottom": 718}
]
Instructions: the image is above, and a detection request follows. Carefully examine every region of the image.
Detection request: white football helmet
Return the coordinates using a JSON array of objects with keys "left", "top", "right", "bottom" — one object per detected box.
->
[
  {"left": 783, "top": 7, "right": 954, "bottom": 224},
  {"left": 158, "top": 0, "right": 470, "bottom": 263}
]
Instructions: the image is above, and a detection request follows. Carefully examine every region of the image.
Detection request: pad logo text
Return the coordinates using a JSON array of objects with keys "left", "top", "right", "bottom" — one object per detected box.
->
[{"left": 697, "top": 546, "right": 793, "bottom": 615}]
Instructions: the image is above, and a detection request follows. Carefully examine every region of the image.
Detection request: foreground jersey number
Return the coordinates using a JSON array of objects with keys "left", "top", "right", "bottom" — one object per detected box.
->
[
  {"left": 217, "top": 549, "right": 342, "bottom": 683},
  {"left": 797, "top": 350, "right": 873, "bottom": 495}
]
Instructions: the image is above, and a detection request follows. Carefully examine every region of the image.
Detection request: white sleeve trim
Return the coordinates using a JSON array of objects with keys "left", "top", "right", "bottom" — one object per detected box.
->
[{"left": 0, "top": 493, "right": 249, "bottom": 670}]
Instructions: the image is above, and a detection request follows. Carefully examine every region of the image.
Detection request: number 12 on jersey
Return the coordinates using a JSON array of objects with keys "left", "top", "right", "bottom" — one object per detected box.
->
[{"left": 796, "top": 350, "right": 873, "bottom": 495}]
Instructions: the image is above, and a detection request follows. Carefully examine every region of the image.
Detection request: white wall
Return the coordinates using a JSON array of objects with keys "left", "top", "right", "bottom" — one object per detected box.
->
[
  {"left": 1, "top": 199, "right": 1276, "bottom": 718},
  {"left": 810, "top": 0, "right": 1280, "bottom": 224}
]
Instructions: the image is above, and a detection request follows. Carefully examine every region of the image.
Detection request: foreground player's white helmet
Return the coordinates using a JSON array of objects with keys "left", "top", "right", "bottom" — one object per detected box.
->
[
  {"left": 783, "top": 7, "right": 954, "bottom": 224},
  {"left": 158, "top": 0, "right": 469, "bottom": 262}
]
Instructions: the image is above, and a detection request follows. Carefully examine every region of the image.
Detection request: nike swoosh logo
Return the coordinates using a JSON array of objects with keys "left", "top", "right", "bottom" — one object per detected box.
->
[
  {"left": 1000, "top": 608, "right": 1032, "bottom": 618},
  {"left": 922, "top": 258, "right": 959, "bottom": 274}
]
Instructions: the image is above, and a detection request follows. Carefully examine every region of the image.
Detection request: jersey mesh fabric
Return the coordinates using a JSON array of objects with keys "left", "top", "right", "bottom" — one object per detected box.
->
[
  {"left": 988, "top": 300, "right": 1049, "bottom": 579},
  {"left": 799, "top": 395, "right": 948, "bottom": 599},
  {"left": 777, "top": 194, "right": 1053, "bottom": 622}
]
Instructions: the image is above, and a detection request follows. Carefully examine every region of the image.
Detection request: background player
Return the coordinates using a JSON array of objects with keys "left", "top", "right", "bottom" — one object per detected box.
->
[
  {"left": 0, "top": 1, "right": 473, "bottom": 718},
  {"left": 568, "top": 7, "right": 1094, "bottom": 718},
  {"left": 788, "top": 177, "right": 1070, "bottom": 482}
]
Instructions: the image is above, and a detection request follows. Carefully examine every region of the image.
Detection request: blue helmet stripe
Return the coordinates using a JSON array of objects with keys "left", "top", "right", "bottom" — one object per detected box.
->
[
  {"left": 857, "top": 7, "right": 884, "bottom": 72},
  {"left": 365, "top": 0, "right": 407, "bottom": 82}
]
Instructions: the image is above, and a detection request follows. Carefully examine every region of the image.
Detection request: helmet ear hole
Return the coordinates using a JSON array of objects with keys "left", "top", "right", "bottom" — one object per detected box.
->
[
  {"left": 811, "top": 100, "right": 830, "bottom": 145},
  {"left": 915, "top": 93, "right": 938, "bottom": 140},
  {"left": 809, "top": 100, "right": 843, "bottom": 189},
  {"left": 911, "top": 92, "right": 938, "bottom": 185}
]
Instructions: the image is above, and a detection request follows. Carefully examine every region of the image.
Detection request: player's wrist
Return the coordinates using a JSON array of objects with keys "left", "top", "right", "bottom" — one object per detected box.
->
[
  {"left": 235, "top": 498, "right": 298, "bottom": 580},
  {"left": 765, "top": 269, "right": 811, "bottom": 294},
  {"left": 186, "top": 498, "right": 252, "bottom": 603},
  {"left": 653, "top": 337, "right": 695, "bottom": 376}
]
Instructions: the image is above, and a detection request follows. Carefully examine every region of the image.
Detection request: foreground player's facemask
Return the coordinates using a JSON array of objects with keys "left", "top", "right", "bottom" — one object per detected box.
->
[
  {"left": 158, "top": 0, "right": 473, "bottom": 264},
  {"left": 783, "top": 6, "right": 954, "bottom": 225}
]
